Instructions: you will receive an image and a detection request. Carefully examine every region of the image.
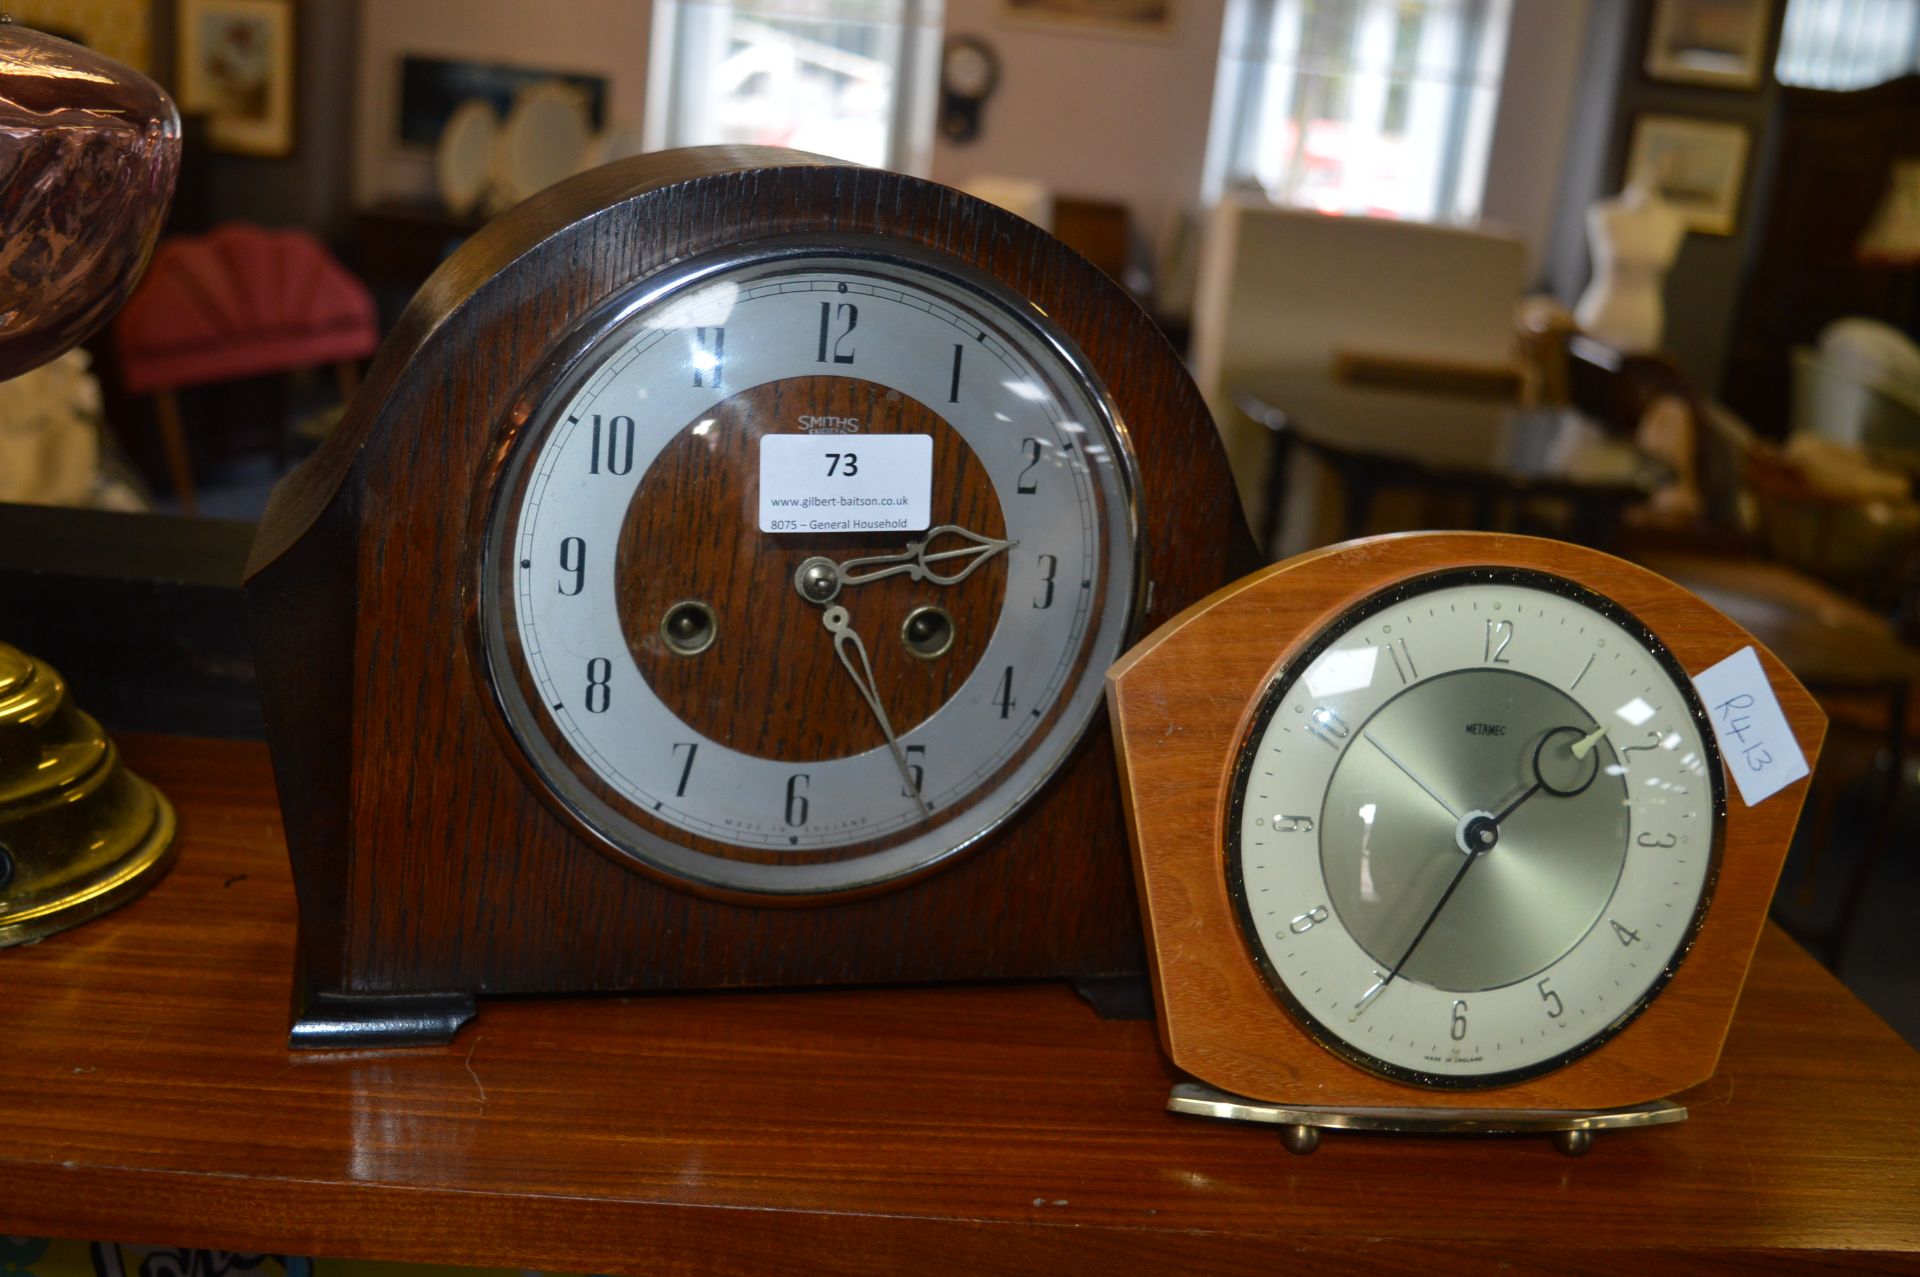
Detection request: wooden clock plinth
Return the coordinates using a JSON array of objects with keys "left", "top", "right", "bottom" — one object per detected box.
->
[{"left": 1107, "top": 533, "right": 1826, "bottom": 1121}]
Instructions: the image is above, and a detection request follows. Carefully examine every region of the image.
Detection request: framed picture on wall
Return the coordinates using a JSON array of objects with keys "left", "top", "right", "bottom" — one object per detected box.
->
[
  {"left": 4, "top": 0, "right": 153, "bottom": 72},
  {"left": 1626, "top": 115, "right": 1750, "bottom": 235},
  {"left": 175, "top": 0, "right": 295, "bottom": 157},
  {"left": 1645, "top": 0, "right": 1771, "bottom": 88}
]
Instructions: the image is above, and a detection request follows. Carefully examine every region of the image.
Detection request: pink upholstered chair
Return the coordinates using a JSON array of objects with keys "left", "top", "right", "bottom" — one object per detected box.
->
[{"left": 113, "top": 223, "right": 377, "bottom": 513}]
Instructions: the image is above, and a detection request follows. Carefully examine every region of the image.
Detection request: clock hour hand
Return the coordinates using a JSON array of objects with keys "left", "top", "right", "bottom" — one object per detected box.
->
[
  {"left": 835, "top": 524, "right": 1015, "bottom": 587},
  {"left": 821, "top": 605, "right": 935, "bottom": 817},
  {"left": 1569, "top": 723, "right": 1610, "bottom": 760},
  {"left": 1486, "top": 724, "right": 1605, "bottom": 827}
]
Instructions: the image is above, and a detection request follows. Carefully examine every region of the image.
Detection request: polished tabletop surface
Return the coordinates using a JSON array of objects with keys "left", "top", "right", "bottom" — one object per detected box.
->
[
  {"left": 1239, "top": 372, "right": 1666, "bottom": 494},
  {"left": 2, "top": 736, "right": 1917, "bottom": 1275}
]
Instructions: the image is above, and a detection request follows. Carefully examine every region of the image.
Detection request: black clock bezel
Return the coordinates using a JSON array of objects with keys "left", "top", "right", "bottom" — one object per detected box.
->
[{"left": 1223, "top": 565, "right": 1729, "bottom": 1090}]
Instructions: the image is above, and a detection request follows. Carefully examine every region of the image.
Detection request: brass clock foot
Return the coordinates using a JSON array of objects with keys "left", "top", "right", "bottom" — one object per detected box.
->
[{"left": 1168, "top": 1082, "right": 1687, "bottom": 1154}]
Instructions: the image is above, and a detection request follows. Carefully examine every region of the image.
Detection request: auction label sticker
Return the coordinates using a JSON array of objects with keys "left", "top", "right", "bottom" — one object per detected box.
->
[
  {"left": 1692, "top": 645, "right": 1810, "bottom": 806},
  {"left": 760, "top": 434, "right": 932, "bottom": 533}
]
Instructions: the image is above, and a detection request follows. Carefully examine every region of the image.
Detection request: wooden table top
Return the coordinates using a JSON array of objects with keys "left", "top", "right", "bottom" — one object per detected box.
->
[{"left": 3, "top": 736, "right": 1917, "bottom": 1275}]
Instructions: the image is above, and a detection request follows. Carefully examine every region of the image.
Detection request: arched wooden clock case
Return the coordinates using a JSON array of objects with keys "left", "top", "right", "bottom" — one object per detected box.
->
[{"left": 245, "top": 147, "right": 1255, "bottom": 1045}]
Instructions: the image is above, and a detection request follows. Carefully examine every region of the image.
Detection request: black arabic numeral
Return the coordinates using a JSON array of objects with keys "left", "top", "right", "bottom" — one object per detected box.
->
[
  {"left": 1016, "top": 437, "right": 1042, "bottom": 494},
  {"left": 672, "top": 742, "right": 698, "bottom": 797},
  {"left": 1034, "top": 553, "right": 1058, "bottom": 609},
  {"left": 817, "top": 301, "right": 857, "bottom": 364},
  {"left": 902, "top": 744, "right": 926, "bottom": 797},
  {"left": 993, "top": 666, "right": 1015, "bottom": 719},
  {"left": 785, "top": 773, "right": 810, "bottom": 826},
  {"left": 948, "top": 343, "right": 963, "bottom": 403},
  {"left": 1451, "top": 1000, "right": 1468, "bottom": 1041},
  {"left": 1636, "top": 832, "right": 1677, "bottom": 849},
  {"left": 1537, "top": 977, "right": 1563, "bottom": 1018},
  {"left": 1610, "top": 919, "right": 1642, "bottom": 947},
  {"left": 557, "top": 537, "right": 585, "bottom": 596},
  {"left": 584, "top": 658, "right": 612, "bottom": 714},
  {"left": 589, "top": 414, "right": 634, "bottom": 476}
]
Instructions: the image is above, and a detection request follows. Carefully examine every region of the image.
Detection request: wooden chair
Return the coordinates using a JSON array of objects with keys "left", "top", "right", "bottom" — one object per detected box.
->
[
  {"left": 1567, "top": 338, "right": 1920, "bottom": 968},
  {"left": 112, "top": 224, "right": 378, "bottom": 514}
]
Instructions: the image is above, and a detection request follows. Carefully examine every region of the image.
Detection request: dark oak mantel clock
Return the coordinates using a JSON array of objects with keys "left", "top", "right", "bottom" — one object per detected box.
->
[
  {"left": 1107, "top": 533, "right": 1825, "bottom": 1152},
  {"left": 246, "top": 146, "right": 1254, "bottom": 1045}
]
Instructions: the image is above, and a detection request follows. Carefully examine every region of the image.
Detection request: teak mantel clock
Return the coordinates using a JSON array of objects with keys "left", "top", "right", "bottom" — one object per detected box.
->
[
  {"left": 246, "top": 146, "right": 1254, "bottom": 1045},
  {"left": 1107, "top": 533, "right": 1825, "bottom": 1152}
]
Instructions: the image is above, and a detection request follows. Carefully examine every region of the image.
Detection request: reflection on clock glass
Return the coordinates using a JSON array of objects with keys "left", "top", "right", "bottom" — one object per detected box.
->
[
  {"left": 481, "top": 244, "right": 1138, "bottom": 899},
  {"left": 1228, "top": 571, "right": 1724, "bottom": 1086}
]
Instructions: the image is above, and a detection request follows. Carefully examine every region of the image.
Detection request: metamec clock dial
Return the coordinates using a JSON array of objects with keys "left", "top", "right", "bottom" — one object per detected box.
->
[
  {"left": 1228, "top": 570, "right": 1725, "bottom": 1087},
  {"left": 480, "top": 241, "right": 1138, "bottom": 900}
]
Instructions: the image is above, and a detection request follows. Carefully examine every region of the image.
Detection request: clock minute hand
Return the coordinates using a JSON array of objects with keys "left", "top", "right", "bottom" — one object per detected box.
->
[
  {"left": 835, "top": 524, "right": 1015, "bottom": 587},
  {"left": 821, "top": 605, "right": 935, "bottom": 817},
  {"left": 1352, "top": 838, "right": 1491, "bottom": 1022},
  {"left": 1364, "top": 731, "right": 1461, "bottom": 819}
]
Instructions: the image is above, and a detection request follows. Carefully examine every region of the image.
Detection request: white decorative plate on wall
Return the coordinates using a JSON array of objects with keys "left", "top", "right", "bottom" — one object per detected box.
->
[
  {"left": 436, "top": 98, "right": 498, "bottom": 219},
  {"left": 492, "top": 82, "right": 591, "bottom": 209}
]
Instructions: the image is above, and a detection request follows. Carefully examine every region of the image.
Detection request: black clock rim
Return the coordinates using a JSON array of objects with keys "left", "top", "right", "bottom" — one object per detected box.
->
[
  {"left": 1222, "top": 564, "right": 1729, "bottom": 1091},
  {"left": 468, "top": 232, "right": 1146, "bottom": 905}
]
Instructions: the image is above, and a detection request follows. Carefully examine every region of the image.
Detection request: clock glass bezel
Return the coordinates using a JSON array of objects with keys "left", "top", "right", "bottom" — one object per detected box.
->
[{"left": 472, "top": 233, "right": 1145, "bottom": 903}]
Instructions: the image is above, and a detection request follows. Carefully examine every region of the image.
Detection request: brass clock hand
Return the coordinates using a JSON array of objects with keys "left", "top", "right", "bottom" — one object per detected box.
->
[
  {"left": 794, "top": 526, "right": 1016, "bottom": 603},
  {"left": 820, "top": 605, "right": 935, "bottom": 817},
  {"left": 1569, "top": 723, "right": 1610, "bottom": 760},
  {"left": 1478, "top": 723, "right": 1606, "bottom": 834},
  {"left": 840, "top": 524, "right": 1014, "bottom": 585}
]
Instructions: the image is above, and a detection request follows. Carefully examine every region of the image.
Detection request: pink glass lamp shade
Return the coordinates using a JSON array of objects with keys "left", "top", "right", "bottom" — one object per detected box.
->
[{"left": 0, "top": 18, "right": 182, "bottom": 381}]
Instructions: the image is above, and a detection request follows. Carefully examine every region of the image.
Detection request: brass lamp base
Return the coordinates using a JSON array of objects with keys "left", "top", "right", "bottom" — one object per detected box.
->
[{"left": 0, "top": 642, "right": 178, "bottom": 947}]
